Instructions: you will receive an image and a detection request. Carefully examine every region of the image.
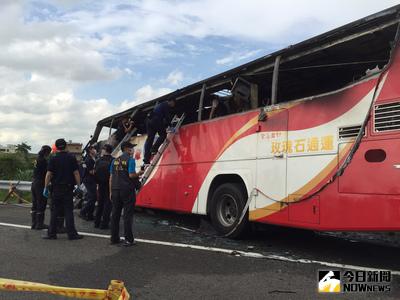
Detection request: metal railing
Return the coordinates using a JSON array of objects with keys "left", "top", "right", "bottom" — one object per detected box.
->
[{"left": 0, "top": 180, "right": 31, "bottom": 192}]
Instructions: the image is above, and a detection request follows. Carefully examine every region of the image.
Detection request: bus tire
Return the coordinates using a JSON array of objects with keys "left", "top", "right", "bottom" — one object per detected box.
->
[{"left": 209, "top": 183, "right": 249, "bottom": 239}]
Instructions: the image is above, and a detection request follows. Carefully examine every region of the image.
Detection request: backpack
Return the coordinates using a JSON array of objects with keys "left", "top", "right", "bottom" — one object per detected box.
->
[{"left": 95, "top": 156, "right": 113, "bottom": 184}]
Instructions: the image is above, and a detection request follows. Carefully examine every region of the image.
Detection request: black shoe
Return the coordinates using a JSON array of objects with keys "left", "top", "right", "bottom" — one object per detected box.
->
[
  {"left": 68, "top": 234, "right": 84, "bottom": 240},
  {"left": 31, "top": 212, "right": 37, "bottom": 230},
  {"left": 122, "top": 240, "right": 136, "bottom": 247},
  {"left": 35, "top": 214, "right": 47, "bottom": 230},
  {"left": 99, "top": 225, "right": 109, "bottom": 230},
  {"left": 110, "top": 238, "right": 122, "bottom": 245},
  {"left": 42, "top": 235, "right": 57, "bottom": 240}
]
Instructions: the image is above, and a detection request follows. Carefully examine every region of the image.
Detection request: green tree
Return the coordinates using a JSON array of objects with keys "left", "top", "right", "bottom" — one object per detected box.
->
[
  {"left": 0, "top": 142, "right": 34, "bottom": 180},
  {"left": 16, "top": 142, "right": 31, "bottom": 154}
]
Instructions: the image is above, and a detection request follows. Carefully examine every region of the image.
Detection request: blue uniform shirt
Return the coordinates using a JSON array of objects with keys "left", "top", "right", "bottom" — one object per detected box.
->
[{"left": 152, "top": 102, "right": 170, "bottom": 120}]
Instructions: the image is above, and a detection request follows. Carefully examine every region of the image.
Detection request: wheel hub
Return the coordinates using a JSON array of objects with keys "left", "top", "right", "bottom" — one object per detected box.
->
[{"left": 217, "top": 194, "right": 239, "bottom": 227}]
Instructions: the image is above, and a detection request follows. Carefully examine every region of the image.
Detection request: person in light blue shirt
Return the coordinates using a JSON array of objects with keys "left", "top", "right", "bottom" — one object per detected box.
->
[{"left": 109, "top": 155, "right": 136, "bottom": 174}]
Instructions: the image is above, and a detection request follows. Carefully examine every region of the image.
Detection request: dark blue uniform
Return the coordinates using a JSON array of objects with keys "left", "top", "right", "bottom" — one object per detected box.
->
[
  {"left": 143, "top": 102, "right": 172, "bottom": 164},
  {"left": 94, "top": 154, "right": 113, "bottom": 229},
  {"left": 46, "top": 151, "right": 80, "bottom": 239},
  {"left": 31, "top": 156, "right": 48, "bottom": 229},
  {"left": 110, "top": 152, "right": 136, "bottom": 244},
  {"left": 80, "top": 156, "right": 97, "bottom": 220}
]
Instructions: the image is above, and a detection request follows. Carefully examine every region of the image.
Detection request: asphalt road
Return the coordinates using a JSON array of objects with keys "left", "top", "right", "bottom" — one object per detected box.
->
[{"left": 0, "top": 204, "right": 399, "bottom": 299}]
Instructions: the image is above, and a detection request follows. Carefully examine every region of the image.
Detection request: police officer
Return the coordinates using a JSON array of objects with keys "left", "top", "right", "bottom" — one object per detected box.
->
[
  {"left": 31, "top": 145, "right": 52, "bottom": 230},
  {"left": 42, "top": 138, "right": 83, "bottom": 240},
  {"left": 143, "top": 98, "right": 176, "bottom": 165},
  {"left": 110, "top": 141, "right": 143, "bottom": 246},
  {"left": 80, "top": 145, "right": 97, "bottom": 221},
  {"left": 49, "top": 144, "right": 67, "bottom": 234},
  {"left": 94, "top": 144, "right": 113, "bottom": 229}
]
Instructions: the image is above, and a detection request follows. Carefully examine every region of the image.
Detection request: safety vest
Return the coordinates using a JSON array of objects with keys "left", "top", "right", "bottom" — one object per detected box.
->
[{"left": 111, "top": 152, "right": 133, "bottom": 191}]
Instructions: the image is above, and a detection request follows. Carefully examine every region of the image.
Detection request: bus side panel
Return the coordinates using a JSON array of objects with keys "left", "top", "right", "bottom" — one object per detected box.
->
[
  {"left": 338, "top": 140, "right": 400, "bottom": 195},
  {"left": 259, "top": 182, "right": 400, "bottom": 231},
  {"left": 324, "top": 44, "right": 400, "bottom": 230},
  {"left": 376, "top": 42, "right": 400, "bottom": 102},
  {"left": 136, "top": 164, "right": 178, "bottom": 210},
  {"left": 175, "top": 162, "right": 213, "bottom": 213},
  {"left": 254, "top": 44, "right": 400, "bottom": 231},
  {"left": 137, "top": 111, "right": 259, "bottom": 213}
]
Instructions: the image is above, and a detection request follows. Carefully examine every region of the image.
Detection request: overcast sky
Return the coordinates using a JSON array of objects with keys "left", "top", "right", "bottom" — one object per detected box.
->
[{"left": 0, "top": 0, "right": 398, "bottom": 151}]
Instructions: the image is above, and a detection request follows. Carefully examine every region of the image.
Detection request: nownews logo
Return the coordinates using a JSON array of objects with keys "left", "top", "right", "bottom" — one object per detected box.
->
[
  {"left": 318, "top": 270, "right": 391, "bottom": 294},
  {"left": 318, "top": 271, "right": 341, "bottom": 293}
]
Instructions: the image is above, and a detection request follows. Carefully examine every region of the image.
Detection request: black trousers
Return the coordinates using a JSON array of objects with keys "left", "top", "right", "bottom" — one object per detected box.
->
[
  {"left": 143, "top": 117, "right": 167, "bottom": 164},
  {"left": 31, "top": 180, "right": 47, "bottom": 214},
  {"left": 95, "top": 183, "right": 112, "bottom": 227},
  {"left": 110, "top": 189, "right": 135, "bottom": 243},
  {"left": 47, "top": 185, "right": 78, "bottom": 238},
  {"left": 80, "top": 181, "right": 97, "bottom": 218}
]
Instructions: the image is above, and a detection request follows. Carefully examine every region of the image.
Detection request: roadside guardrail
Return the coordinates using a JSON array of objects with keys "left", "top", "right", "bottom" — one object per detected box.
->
[{"left": 0, "top": 180, "right": 31, "bottom": 192}]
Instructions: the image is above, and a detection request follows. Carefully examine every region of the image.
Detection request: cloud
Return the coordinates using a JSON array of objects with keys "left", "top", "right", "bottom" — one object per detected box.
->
[
  {"left": 0, "top": 80, "right": 116, "bottom": 151},
  {"left": 0, "top": 1, "right": 119, "bottom": 82},
  {"left": 7, "top": 0, "right": 395, "bottom": 70},
  {"left": 130, "top": 84, "right": 172, "bottom": 106},
  {"left": 124, "top": 68, "right": 134, "bottom": 75},
  {"left": 216, "top": 50, "right": 262, "bottom": 66},
  {"left": 170, "top": 0, "right": 399, "bottom": 41},
  {"left": 0, "top": 68, "right": 162, "bottom": 151},
  {"left": 165, "top": 70, "right": 184, "bottom": 86},
  {"left": 135, "top": 85, "right": 172, "bottom": 102},
  {"left": 72, "top": 0, "right": 398, "bottom": 49}
]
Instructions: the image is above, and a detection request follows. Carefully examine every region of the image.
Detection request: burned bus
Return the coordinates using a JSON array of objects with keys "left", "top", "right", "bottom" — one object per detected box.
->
[{"left": 88, "top": 6, "right": 400, "bottom": 237}]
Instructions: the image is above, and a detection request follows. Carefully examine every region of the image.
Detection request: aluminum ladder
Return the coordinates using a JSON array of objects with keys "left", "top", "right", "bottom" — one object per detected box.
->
[
  {"left": 140, "top": 113, "right": 186, "bottom": 186},
  {"left": 111, "top": 109, "right": 139, "bottom": 157}
]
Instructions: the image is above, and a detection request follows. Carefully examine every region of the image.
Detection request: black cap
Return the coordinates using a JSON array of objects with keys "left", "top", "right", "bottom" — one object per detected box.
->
[
  {"left": 55, "top": 138, "right": 67, "bottom": 150},
  {"left": 102, "top": 144, "right": 113, "bottom": 154},
  {"left": 120, "top": 141, "right": 136, "bottom": 151}
]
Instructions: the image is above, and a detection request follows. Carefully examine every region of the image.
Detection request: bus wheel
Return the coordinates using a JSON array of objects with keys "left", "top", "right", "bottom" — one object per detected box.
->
[{"left": 210, "top": 183, "right": 249, "bottom": 238}]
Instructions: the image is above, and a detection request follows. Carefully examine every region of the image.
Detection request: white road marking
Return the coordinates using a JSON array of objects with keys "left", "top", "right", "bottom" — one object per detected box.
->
[{"left": 0, "top": 221, "right": 399, "bottom": 276}]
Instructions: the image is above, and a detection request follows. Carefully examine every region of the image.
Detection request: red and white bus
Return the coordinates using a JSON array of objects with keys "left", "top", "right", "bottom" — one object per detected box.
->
[{"left": 90, "top": 6, "right": 400, "bottom": 237}]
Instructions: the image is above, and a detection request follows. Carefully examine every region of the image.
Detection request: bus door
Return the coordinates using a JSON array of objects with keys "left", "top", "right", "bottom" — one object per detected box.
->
[{"left": 255, "top": 109, "right": 288, "bottom": 213}]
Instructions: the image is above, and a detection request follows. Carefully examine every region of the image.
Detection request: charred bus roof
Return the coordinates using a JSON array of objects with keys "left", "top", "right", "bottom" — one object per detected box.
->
[{"left": 92, "top": 4, "right": 400, "bottom": 141}]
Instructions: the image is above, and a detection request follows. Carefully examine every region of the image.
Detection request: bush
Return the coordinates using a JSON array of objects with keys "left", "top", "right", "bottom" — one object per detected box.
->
[
  {"left": 0, "top": 153, "right": 34, "bottom": 180},
  {"left": 15, "top": 169, "right": 34, "bottom": 181}
]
